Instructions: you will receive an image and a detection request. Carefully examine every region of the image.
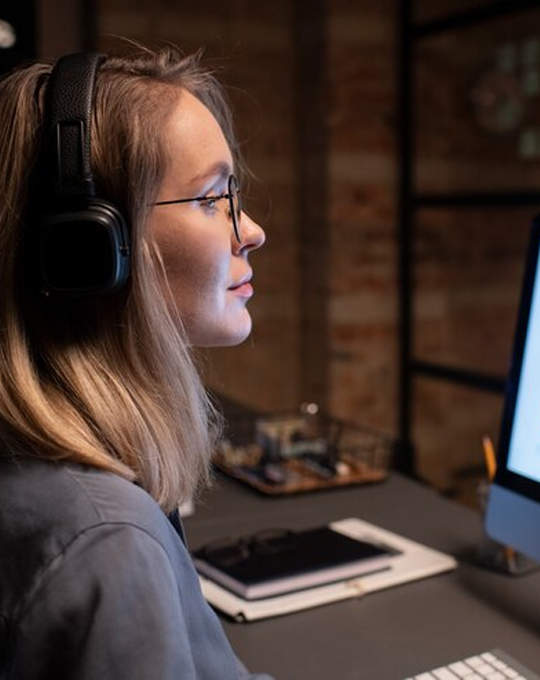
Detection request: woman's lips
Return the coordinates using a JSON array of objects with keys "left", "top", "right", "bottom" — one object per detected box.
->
[
  {"left": 229, "top": 271, "right": 253, "bottom": 297},
  {"left": 229, "top": 281, "right": 253, "bottom": 297}
]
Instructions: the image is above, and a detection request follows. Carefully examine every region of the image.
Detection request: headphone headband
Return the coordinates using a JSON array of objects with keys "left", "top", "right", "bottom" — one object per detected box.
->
[
  {"left": 36, "top": 52, "right": 130, "bottom": 296},
  {"left": 43, "top": 53, "right": 105, "bottom": 201}
]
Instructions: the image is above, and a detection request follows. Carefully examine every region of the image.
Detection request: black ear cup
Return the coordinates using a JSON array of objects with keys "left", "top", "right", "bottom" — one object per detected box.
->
[
  {"left": 37, "top": 53, "right": 130, "bottom": 295},
  {"left": 38, "top": 199, "right": 129, "bottom": 295}
]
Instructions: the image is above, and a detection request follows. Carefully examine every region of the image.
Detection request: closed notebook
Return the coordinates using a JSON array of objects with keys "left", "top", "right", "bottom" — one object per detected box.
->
[{"left": 192, "top": 525, "right": 396, "bottom": 601}]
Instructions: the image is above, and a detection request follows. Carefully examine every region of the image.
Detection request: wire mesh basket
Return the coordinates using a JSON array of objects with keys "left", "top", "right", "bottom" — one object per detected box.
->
[{"left": 213, "top": 404, "right": 394, "bottom": 496}]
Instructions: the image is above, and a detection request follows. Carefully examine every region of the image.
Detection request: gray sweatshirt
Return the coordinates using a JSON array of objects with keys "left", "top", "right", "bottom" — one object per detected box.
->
[{"left": 0, "top": 454, "right": 273, "bottom": 679}]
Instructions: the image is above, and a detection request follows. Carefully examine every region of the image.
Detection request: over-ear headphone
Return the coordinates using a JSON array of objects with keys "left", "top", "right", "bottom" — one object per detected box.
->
[{"left": 36, "top": 52, "right": 130, "bottom": 296}]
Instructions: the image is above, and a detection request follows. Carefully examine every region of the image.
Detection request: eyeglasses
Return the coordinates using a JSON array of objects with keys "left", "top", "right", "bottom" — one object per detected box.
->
[
  {"left": 151, "top": 174, "right": 242, "bottom": 243},
  {"left": 194, "top": 528, "right": 295, "bottom": 568}
]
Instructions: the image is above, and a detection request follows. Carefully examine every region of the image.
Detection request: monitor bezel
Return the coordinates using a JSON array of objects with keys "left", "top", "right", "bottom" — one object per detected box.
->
[{"left": 495, "top": 215, "right": 540, "bottom": 504}]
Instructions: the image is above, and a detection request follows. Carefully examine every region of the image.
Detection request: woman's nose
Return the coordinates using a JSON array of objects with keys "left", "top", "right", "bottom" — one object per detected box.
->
[{"left": 235, "top": 212, "right": 266, "bottom": 253}]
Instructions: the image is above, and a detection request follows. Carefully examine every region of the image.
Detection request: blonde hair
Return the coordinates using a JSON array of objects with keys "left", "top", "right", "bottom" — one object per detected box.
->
[{"left": 0, "top": 48, "right": 233, "bottom": 511}]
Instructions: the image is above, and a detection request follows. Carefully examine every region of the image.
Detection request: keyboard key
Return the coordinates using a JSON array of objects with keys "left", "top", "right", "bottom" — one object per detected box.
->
[
  {"left": 448, "top": 661, "right": 471, "bottom": 678},
  {"left": 448, "top": 661, "right": 472, "bottom": 677},
  {"left": 433, "top": 667, "right": 459, "bottom": 679},
  {"left": 493, "top": 661, "right": 508, "bottom": 671},
  {"left": 477, "top": 664, "right": 494, "bottom": 675}
]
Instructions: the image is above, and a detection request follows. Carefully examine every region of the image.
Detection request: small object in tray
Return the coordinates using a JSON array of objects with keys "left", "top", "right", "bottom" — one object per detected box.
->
[{"left": 213, "top": 405, "right": 393, "bottom": 495}]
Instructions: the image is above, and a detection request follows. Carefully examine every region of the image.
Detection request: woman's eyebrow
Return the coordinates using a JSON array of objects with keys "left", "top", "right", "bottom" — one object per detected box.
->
[{"left": 189, "top": 161, "right": 231, "bottom": 191}]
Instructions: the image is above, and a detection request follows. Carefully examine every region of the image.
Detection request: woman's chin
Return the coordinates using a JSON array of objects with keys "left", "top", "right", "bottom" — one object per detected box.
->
[
  {"left": 217, "top": 322, "right": 253, "bottom": 347},
  {"left": 191, "top": 317, "right": 253, "bottom": 348}
]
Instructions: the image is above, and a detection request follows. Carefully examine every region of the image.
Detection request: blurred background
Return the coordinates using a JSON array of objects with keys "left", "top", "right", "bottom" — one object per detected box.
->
[{"left": 3, "top": 0, "right": 540, "bottom": 505}]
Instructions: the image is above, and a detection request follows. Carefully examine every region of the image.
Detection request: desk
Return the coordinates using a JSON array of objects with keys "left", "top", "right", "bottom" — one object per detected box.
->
[{"left": 184, "top": 473, "right": 540, "bottom": 679}]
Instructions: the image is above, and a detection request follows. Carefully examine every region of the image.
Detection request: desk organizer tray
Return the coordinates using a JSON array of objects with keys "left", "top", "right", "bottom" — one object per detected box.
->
[{"left": 213, "top": 405, "right": 393, "bottom": 495}]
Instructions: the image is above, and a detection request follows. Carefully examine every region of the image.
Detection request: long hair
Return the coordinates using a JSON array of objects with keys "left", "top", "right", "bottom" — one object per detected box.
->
[{"left": 0, "top": 48, "right": 233, "bottom": 511}]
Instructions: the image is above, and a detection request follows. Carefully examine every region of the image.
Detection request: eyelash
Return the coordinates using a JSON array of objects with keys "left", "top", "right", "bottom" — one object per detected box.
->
[{"left": 198, "top": 197, "right": 220, "bottom": 214}]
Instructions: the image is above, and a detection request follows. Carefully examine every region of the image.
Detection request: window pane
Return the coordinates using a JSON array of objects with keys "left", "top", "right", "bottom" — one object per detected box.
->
[
  {"left": 415, "top": 8, "right": 540, "bottom": 194},
  {"left": 414, "top": 207, "right": 532, "bottom": 375}
]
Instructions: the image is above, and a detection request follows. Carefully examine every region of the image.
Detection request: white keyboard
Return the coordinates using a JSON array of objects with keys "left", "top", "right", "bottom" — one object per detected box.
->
[{"left": 404, "top": 649, "right": 540, "bottom": 680}]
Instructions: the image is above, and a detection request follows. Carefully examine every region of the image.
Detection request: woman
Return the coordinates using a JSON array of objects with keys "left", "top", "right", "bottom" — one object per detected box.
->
[{"left": 0, "top": 47, "right": 270, "bottom": 679}]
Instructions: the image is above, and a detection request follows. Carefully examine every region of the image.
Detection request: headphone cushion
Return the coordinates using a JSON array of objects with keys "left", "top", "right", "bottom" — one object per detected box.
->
[{"left": 38, "top": 199, "right": 130, "bottom": 295}]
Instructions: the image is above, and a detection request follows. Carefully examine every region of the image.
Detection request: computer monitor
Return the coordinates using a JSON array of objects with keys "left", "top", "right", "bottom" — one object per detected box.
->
[{"left": 485, "top": 216, "right": 540, "bottom": 562}]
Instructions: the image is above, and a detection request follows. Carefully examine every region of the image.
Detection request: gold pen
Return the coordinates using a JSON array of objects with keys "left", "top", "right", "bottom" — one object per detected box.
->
[{"left": 482, "top": 436, "right": 497, "bottom": 483}]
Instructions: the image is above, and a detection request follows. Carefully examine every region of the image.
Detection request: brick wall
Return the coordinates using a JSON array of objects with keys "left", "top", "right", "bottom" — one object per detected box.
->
[{"left": 326, "top": 0, "right": 398, "bottom": 433}]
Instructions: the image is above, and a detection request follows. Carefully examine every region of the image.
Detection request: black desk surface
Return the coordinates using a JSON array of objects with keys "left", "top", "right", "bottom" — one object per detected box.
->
[{"left": 184, "top": 473, "right": 540, "bottom": 680}]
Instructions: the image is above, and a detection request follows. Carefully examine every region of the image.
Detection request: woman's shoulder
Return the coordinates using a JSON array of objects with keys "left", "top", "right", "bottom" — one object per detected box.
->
[
  {"left": 0, "top": 456, "right": 172, "bottom": 531},
  {"left": 0, "top": 453, "right": 180, "bottom": 565},
  {"left": 0, "top": 453, "right": 187, "bottom": 616}
]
